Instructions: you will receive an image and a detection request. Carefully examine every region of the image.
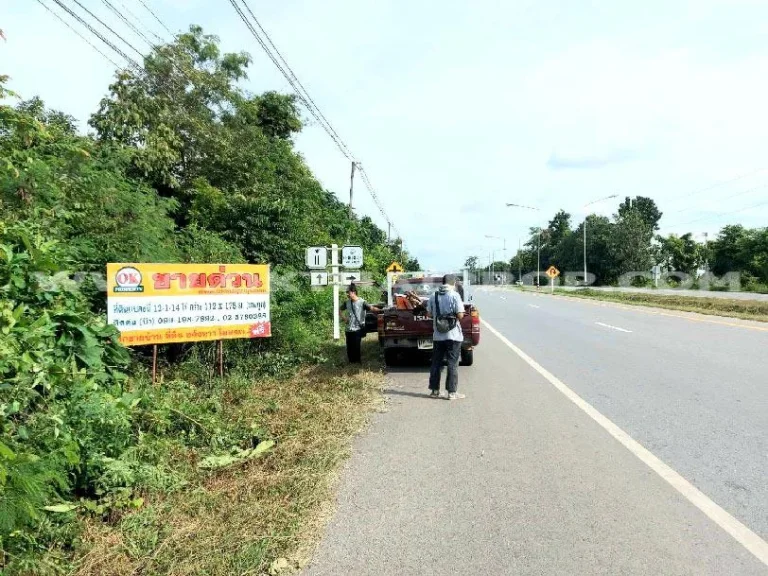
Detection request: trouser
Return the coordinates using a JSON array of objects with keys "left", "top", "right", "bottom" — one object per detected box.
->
[
  {"left": 345, "top": 330, "right": 363, "bottom": 363},
  {"left": 429, "top": 340, "right": 462, "bottom": 393}
]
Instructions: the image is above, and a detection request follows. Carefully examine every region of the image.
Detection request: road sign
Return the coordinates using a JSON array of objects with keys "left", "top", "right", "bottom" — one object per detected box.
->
[
  {"left": 306, "top": 246, "right": 327, "bottom": 269},
  {"left": 339, "top": 271, "right": 361, "bottom": 285},
  {"left": 341, "top": 245, "right": 364, "bottom": 269},
  {"left": 386, "top": 261, "right": 404, "bottom": 273},
  {"left": 546, "top": 266, "right": 560, "bottom": 279},
  {"left": 310, "top": 272, "right": 328, "bottom": 286}
]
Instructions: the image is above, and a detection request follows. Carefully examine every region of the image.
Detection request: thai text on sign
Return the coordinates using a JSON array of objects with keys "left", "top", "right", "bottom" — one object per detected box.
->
[{"left": 107, "top": 263, "right": 271, "bottom": 346}]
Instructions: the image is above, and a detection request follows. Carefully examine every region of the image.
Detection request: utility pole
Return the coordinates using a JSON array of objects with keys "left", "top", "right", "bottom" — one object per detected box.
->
[
  {"left": 518, "top": 238, "right": 522, "bottom": 283},
  {"left": 348, "top": 161, "right": 356, "bottom": 218},
  {"left": 583, "top": 220, "right": 587, "bottom": 286},
  {"left": 537, "top": 228, "right": 541, "bottom": 289},
  {"left": 331, "top": 244, "right": 340, "bottom": 340}
]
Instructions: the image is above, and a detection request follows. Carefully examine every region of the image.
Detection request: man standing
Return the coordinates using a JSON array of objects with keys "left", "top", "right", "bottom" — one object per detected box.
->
[
  {"left": 342, "top": 284, "right": 380, "bottom": 364},
  {"left": 425, "top": 274, "right": 466, "bottom": 400}
]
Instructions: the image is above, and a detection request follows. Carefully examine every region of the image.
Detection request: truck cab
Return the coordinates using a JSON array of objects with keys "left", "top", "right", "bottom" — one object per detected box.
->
[{"left": 376, "top": 271, "right": 480, "bottom": 366}]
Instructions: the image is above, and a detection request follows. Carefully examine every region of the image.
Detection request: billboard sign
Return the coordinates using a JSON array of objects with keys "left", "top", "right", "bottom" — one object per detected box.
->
[{"left": 107, "top": 263, "right": 271, "bottom": 346}]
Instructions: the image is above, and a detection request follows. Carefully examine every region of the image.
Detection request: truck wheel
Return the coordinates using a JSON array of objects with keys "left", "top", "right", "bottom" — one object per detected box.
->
[
  {"left": 460, "top": 349, "right": 474, "bottom": 367},
  {"left": 384, "top": 348, "right": 399, "bottom": 366}
]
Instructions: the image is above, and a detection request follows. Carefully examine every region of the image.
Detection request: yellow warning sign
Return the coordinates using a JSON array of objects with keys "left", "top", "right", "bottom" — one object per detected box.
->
[
  {"left": 386, "top": 262, "right": 404, "bottom": 273},
  {"left": 546, "top": 266, "right": 560, "bottom": 279}
]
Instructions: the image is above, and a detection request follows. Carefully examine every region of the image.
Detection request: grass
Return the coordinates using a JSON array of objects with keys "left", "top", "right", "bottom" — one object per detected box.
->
[
  {"left": 527, "top": 287, "right": 768, "bottom": 322},
  {"left": 71, "top": 338, "right": 384, "bottom": 576}
]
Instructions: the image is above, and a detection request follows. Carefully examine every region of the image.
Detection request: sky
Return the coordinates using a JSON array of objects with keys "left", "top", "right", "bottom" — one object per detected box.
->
[{"left": 3, "top": 0, "right": 768, "bottom": 270}]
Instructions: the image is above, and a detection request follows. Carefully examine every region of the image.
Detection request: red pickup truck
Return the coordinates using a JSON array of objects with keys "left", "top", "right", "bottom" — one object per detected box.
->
[{"left": 376, "top": 273, "right": 480, "bottom": 366}]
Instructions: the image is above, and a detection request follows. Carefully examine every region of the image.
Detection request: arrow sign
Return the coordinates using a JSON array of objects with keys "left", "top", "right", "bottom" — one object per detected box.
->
[
  {"left": 340, "top": 271, "right": 361, "bottom": 285},
  {"left": 310, "top": 272, "right": 328, "bottom": 286}
]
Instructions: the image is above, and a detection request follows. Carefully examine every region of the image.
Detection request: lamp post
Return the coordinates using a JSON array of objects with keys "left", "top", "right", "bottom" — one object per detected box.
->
[
  {"left": 583, "top": 194, "right": 618, "bottom": 286},
  {"left": 485, "top": 235, "right": 507, "bottom": 283},
  {"left": 506, "top": 203, "right": 542, "bottom": 287}
]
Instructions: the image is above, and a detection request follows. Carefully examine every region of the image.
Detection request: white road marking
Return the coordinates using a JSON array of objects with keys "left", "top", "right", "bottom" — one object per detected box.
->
[
  {"left": 481, "top": 317, "right": 768, "bottom": 568},
  {"left": 500, "top": 296, "right": 507, "bottom": 300},
  {"left": 528, "top": 304, "right": 540, "bottom": 309},
  {"left": 595, "top": 321, "right": 632, "bottom": 333}
]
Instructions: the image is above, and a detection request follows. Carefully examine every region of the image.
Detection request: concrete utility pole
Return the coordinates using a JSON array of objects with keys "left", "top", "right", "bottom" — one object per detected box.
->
[
  {"left": 506, "top": 203, "right": 543, "bottom": 287},
  {"left": 348, "top": 162, "right": 356, "bottom": 218}
]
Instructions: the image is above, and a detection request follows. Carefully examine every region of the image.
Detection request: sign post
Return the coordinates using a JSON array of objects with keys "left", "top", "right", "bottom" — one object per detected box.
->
[
  {"left": 546, "top": 265, "right": 560, "bottom": 294},
  {"left": 305, "top": 244, "right": 364, "bottom": 341},
  {"left": 331, "top": 244, "right": 340, "bottom": 340}
]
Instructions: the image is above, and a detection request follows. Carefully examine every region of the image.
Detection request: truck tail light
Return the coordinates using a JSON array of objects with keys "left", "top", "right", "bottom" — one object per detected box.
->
[{"left": 471, "top": 309, "right": 480, "bottom": 324}]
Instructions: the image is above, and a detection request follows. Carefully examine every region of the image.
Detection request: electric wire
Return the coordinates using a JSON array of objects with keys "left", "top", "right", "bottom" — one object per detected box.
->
[{"left": 35, "top": 0, "right": 122, "bottom": 69}]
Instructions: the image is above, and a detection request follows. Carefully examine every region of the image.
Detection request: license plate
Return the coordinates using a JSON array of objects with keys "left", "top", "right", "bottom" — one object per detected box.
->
[{"left": 417, "top": 338, "right": 433, "bottom": 350}]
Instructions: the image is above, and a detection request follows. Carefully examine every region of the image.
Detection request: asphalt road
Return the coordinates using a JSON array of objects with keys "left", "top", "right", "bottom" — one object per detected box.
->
[{"left": 302, "top": 290, "right": 768, "bottom": 575}]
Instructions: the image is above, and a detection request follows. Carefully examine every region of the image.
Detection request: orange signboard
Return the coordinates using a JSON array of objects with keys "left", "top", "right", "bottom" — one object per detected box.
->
[{"left": 107, "top": 263, "right": 271, "bottom": 346}]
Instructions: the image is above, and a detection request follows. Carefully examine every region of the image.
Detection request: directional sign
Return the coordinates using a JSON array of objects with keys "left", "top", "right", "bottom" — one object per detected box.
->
[
  {"left": 310, "top": 272, "right": 328, "bottom": 286},
  {"left": 306, "top": 246, "right": 327, "bottom": 270},
  {"left": 341, "top": 245, "right": 364, "bottom": 269},
  {"left": 546, "top": 265, "right": 560, "bottom": 279},
  {"left": 386, "top": 261, "right": 404, "bottom": 273},
  {"left": 339, "top": 271, "right": 361, "bottom": 285}
]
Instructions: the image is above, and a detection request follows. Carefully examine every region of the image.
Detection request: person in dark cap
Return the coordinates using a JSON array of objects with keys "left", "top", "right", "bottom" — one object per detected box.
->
[{"left": 342, "top": 284, "right": 381, "bottom": 364}]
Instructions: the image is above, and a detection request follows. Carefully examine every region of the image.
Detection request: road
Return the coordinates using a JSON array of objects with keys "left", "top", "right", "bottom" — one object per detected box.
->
[{"left": 302, "top": 289, "right": 768, "bottom": 575}]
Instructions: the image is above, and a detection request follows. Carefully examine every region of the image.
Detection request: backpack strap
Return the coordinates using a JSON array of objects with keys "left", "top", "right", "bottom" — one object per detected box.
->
[{"left": 434, "top": 292, "right": 441, "bottom": 317}]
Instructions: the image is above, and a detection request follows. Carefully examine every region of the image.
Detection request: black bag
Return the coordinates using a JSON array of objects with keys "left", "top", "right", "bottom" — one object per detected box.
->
[
  {"left": 433, "top": 293, "right": 457, "bottom": 334},
  {"left": 348, "top": 300, "right": 367, "bottom": 336}
]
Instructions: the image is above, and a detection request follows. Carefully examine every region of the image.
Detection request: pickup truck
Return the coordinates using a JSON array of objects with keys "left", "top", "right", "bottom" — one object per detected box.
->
[{"left": 376, "top": 272, "right": 480, "bottom": 366}]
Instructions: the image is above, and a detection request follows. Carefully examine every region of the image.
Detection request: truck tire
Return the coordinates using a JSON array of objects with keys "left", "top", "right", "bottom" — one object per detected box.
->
[
  {"left": 384, "top": 348, "right": 399, "bottom": 366},
  {"left": 460, "top": 349, "right": 474, "bottom": 367}
]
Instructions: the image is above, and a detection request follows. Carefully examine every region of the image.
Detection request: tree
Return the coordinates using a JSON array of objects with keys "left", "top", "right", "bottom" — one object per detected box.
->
[
  {"left": 618, "top": 196, "right": 663, "bottom": 231},
  {"left": 611, "top": 210, "right": 654, "bottom": 279},
  {"left": 577, "top": 215, "right": 614, "bottom": 284},
  {"left": 656, "top": 233, "right": 700, "bottom": 275},
  {"left": 464, "top": 256, "right": 478, "bottom": 271}
]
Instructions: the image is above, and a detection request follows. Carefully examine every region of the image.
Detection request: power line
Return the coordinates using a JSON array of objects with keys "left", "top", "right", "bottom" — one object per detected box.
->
[
  {"left": 226, "top": 0, "right": 400, "bottom": 238},
  {"left": 675, "top": 167, "right": 766, "bottom": 201},
  {"left": 100, "top": 0, "right": 157, "bottom": 49},
  {"left": 670, "top": 183, "right": 768, "bottom": 215},
  {"left": 42, "top": 1, "right": 230, "bottom": 151},
  {"left": 35, "top": 0, "right": 122, "bottom": 68},
  {"left": 226, "top": 0, "right": 348, "bottom": 157},
  {"left": 118, "top": 0, "right": 165, "bottom": 43},
  {"left": 49, "top": 0, "right": 139, "bottom": 66},
  {"left": 665, "top": 199, "right": 768, "bottom": 229},
  {"left": 66, "top": 0, "right": 145, "bottom": 60},
  {"left": 137, "top": 0, "right": 174, "bottom": 38},
  {"left": 238, "top": 0, "right": 355, "bottom": 160}
]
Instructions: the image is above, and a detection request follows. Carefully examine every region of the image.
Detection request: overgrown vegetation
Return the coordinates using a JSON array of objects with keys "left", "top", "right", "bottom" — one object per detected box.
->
[{"left": 1, "top": 26, "right": 406, "bottom": 574}]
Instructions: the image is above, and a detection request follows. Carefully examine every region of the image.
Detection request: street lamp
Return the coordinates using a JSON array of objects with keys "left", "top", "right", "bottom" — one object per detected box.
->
[
  {"left": 485, "top": 234, "right": 507, "bottom": 283},
  {"left": 506, "top": 203, "right": 543, "bottom": 287},
  {"left": 583, "top": 194, "right": 618, "bottom": 285}
]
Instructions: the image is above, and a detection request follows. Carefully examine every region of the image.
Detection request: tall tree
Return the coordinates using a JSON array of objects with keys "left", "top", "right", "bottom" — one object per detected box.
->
[{"left": 618, "top": 196, "right": 663, "bottom": 231}]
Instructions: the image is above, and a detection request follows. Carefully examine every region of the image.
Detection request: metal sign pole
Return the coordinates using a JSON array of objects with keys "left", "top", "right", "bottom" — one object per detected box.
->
[
  {"left": 332, "top": 244, "right": 340, "bottom": 340},
  {"left": 218, "top": 340, "right": 224, "bottom": 378}
]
